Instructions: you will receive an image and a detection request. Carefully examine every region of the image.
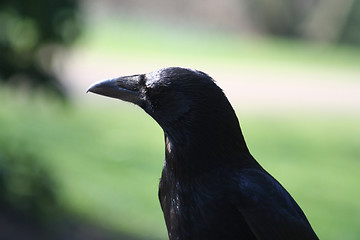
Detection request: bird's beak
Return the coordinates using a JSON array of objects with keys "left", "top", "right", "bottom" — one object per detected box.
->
[{"left": 87, "top": 75, "right": 143, "bottom": 105}]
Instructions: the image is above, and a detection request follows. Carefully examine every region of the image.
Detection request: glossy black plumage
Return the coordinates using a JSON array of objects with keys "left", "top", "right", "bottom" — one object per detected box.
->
[{"left": 87, "top": 67, "right": 318, "bottom": 240}]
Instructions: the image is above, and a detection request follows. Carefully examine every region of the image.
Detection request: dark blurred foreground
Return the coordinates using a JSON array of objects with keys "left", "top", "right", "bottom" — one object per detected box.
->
[{"left": 0, "top": 207, "right": 141, "bottom": 240}]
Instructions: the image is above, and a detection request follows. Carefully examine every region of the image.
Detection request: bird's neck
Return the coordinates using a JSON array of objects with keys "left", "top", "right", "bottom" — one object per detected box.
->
[
  {"left": 161, "top": 98, "right": 255, "bottom": 178},
  {"left": 163, "top": 122, "right": 252, "bottom": 179}
]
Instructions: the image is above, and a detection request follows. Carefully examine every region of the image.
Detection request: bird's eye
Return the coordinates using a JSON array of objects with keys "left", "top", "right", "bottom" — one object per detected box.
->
[{"left": 139, "top": 74, "right": 146, "bottom": 86}]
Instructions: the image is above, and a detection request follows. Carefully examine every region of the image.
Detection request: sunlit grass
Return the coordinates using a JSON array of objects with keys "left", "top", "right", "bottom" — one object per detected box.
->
[
  {"left": 241, "top": 113, "right": 360, "bottom": 239},
  {"left": 76, "top": 17, "right": 360, "bottom": 71},
  {"left": 1, "top": 86, "right": 359, "bottom": 239}
]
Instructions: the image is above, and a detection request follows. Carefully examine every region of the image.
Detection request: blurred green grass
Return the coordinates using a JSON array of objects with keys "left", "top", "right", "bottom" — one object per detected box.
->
[
  {"left": 76, "top": 18, "right": 360, "bottom": 71},
  {"left": 0, "top": 86, "right": 359, "bottom": 239}
]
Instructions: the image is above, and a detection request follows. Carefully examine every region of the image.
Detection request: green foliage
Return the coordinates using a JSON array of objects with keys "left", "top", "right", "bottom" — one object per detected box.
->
[
  {"left": 247, "top": 0, "right": 360, "bottom": 45},
  {"left": 341, "top": 0, "right": 360, "bottom": 45},
  {"left": 0, "top": 0, "right": 81, "bottom": 97},
  {"left": 0, "top": 137, "right": 60, "bottom": 221}
]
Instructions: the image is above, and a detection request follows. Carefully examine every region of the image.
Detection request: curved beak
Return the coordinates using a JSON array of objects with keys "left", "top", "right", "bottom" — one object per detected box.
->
[{"left": 87, "top": 75, "right": 143, "bottom": 105}]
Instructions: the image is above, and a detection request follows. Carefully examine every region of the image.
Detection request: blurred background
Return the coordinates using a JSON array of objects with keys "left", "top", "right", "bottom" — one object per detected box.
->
[{"left": 1, "top": 0, "right": 359, "bottom": 239}]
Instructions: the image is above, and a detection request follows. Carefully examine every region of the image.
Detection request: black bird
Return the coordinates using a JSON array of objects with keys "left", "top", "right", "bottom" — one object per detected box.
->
[{"left": 87, "top": 67, "right": 318, "bottom": 240}]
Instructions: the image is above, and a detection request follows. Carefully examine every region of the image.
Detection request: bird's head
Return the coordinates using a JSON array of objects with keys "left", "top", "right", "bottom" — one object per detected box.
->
[
  {"left": 88, "top": 68, "right": 224, "bottom": 126},
  {"left": 88, "top": 67, "right": 248, "bottom": 157}
]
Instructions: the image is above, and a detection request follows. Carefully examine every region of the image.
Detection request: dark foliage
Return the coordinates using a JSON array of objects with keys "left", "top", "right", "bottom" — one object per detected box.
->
[
  {"left": 340, "top": 0, "right": 360, "bottom": 45},
  {"left": 0, "top": 0, "right": 81, "bottom": 97},
  {"left": 0, "top": 146, "right": 59, "bottom": 221},
  {"left": 247, "top": 0, "right": 360, "bottom": 45}
]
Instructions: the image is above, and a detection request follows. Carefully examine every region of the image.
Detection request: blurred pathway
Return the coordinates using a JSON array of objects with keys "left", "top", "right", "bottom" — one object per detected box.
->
[{"left": 61, "top": 50, "right": 360, "bottom": 114}]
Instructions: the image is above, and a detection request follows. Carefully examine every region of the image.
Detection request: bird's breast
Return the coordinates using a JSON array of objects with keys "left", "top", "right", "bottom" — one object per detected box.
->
[{"left": 159, "top": 171, "right": 255, "bottom": 240}]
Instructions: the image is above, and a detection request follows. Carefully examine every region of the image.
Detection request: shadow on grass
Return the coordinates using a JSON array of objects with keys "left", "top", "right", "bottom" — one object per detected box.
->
[{"left": 0, "top": 205, "right": 148, "bottom": 240}]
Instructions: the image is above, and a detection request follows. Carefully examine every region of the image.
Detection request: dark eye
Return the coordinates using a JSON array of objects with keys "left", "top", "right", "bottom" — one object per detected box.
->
[{"left": 139, "top": 74, "right": 146, "bottom": 86}]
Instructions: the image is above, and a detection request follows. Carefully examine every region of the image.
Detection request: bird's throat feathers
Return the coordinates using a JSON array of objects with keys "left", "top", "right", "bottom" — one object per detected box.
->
[{"left": 163, "top": 109, "right": 252, "bottom": 177}]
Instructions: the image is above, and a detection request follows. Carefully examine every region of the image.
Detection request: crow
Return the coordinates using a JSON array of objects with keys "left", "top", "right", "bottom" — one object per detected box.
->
[{"left": 87, "top": 67, "right": 318, "bottom": 240}]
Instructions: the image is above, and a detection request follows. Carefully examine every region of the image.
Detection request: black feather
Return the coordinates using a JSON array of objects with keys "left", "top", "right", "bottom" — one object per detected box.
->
[{"left": 88, "top": 67, "right": 318, "bottom": 240}]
